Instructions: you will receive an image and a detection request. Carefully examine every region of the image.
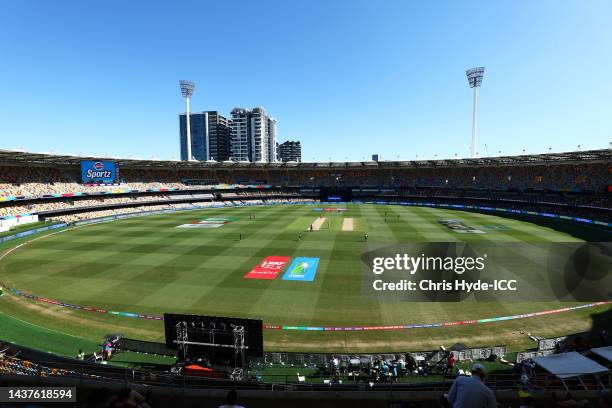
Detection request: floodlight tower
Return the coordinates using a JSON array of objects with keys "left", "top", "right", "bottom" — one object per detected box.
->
[
  {"left": 179, "top": 80, "right": 196, "bottom": 161},
  {"left": 466, "top": 67, "right": 485, "bottom": 158}
]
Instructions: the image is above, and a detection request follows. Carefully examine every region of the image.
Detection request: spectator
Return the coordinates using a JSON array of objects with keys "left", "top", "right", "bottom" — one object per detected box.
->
[
  {"left": 446, "top": 352, "right": 456, "bottom": 374},
  {"left": 446, "top": 363, "right": 497, "bottom": 408},
  {"left": 103, "top": 341, "right": 113, "bottom": 360},
  {"left": 219, "top": 389, "right": 245, "bottom": 408}
]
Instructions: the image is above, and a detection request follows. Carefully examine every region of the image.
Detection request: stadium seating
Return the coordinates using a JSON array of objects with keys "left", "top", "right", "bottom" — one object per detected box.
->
[
  {"left": 1, "top": 152, "right": 610, "bottom": 198},
  {"left": 0, "top": 150, "right": 610, "bottom": 227}
]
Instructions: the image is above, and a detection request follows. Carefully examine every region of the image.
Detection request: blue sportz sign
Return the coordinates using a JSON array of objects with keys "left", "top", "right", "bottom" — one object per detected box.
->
[{"left": 80, "top": 161, "right": 119, "bottom": 184}]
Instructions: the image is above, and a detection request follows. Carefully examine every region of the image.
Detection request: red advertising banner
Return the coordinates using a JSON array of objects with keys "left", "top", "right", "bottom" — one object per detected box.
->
[{"left": 244, "top": 256, "right": 291, "bottom": 280}]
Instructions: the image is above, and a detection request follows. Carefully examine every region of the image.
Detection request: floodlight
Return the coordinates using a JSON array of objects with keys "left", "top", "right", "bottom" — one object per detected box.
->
[
  {"left": 179, "top": 80, "right": 196, "bottom": 161},
  {"left": 466, "top": 67, "right": 485, "bottom": 88},
  {"left": 466, "top": 67, "right": 485, "bottom": 158},
  {"left": 179, "top": 80, "right": 195, "bottom": 98}
]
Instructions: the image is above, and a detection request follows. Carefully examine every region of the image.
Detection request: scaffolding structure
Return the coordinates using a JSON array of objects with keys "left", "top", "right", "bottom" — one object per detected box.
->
[{"left": 173, "top": 321, "right": 248, "bottom": 379}]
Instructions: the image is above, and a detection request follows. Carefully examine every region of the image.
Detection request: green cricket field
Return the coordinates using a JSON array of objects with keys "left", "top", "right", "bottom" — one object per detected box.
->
[{"left": 0, "top": 204, "right": 606, "bottom": 355}]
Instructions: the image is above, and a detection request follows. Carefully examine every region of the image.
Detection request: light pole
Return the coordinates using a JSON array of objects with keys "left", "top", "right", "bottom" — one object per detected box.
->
[
  {"left": 179, "top": 80, "right": 196, "bottom": 161},
  {"left": 466, "top": 67, "right": 485, "bottom": 158}
]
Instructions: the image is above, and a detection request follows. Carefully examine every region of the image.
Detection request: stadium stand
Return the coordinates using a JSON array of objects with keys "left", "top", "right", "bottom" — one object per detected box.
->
[
  {"left": 0, "top": 149, "right": 610, "bottom": 195},
  {"left": 2, "top": 338, "right": 612, "bottom": 407},
  {"left": 0, "top": 149, "right": 610, "bottom": 231},
  {"left": 0, "top": 149, "right": 610, "bottom": 406}
]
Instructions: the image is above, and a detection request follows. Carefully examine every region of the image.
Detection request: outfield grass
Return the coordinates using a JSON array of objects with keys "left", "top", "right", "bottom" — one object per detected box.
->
[{"left": 0, "top": 204, "right": 607, "bottom": 353}]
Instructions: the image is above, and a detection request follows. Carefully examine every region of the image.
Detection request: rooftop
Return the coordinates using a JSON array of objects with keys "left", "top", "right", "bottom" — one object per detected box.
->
[{"left": 0, "top": 149, "right": 609, "bottom": 170}]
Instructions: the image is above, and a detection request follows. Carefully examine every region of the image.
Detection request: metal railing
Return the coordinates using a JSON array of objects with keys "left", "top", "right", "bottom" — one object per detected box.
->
[{"left": 2, "top": 357, "right": 610, "bottom": 392}]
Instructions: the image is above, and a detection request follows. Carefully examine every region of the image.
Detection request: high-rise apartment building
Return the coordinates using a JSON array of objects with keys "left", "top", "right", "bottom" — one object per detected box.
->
[
  {"left": 179, "top": 113, "right": 207, "bottom": 161},
  {"left": 230, "top": 107, "right": 277, "bottom": 162},
  {"left": 278, "top": 141, "right": 302, "bottom": 162},
  {"left": 179, "top": 111, "right": 231, "bottom": 161},
  {"left": 267, "top": 116, "right": 277, "bottom": 163},
  {"left": 207, "top": 111, "right": 231, "bottom": 161}
]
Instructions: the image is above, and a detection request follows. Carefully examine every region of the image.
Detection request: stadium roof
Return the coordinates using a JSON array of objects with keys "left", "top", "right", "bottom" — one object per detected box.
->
[{"left": 0, "top": 148, "right": 609, "bottom": 169}]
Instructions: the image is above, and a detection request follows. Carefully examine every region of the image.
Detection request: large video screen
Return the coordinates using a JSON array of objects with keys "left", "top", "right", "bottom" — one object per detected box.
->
[
  {"left": 80, "top": 160, "right": 119, "bottom": 184},
  {"left": 320, "top": 187, "right": 352, "bottom": 202}
]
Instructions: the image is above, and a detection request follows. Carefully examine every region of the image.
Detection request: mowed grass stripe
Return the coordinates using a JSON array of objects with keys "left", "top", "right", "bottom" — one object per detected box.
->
[
  {"left": 375, "top": 205, "right": 429, "bottom": 242},
  {"left": 404, "top": 207, "right": 461, "bottom": 241},
  {"left": 456, "top": 210, "right": 582, "bottom": 243}
]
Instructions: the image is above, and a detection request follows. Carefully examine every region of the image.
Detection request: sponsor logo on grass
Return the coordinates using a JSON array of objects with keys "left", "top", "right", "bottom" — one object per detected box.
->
[
  {"left": 204, "top": 217, "right": 239, "bottom": 222},
  {"left": 176, "top": 223, "right": 224, "bottom": 229},
  {"left": 439, "top": 219, "right": 485, "bottom": 234},
  {"left": 245, "top": 256, "right": 291, "bottom": 280},
  {"left": 282, "top": 257, "right": 320, "bottom": 281},
  {"left": 176, "top": 217, "right": 237, "bottom": 228}
]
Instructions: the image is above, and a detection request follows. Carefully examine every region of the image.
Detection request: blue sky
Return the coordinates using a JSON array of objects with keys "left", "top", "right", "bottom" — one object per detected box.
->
[{"left": 1, "top": 0, "right": 611, "bottom": 161}]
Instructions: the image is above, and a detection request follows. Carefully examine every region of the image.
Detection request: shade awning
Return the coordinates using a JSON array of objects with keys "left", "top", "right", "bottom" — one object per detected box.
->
[
  {"left": 591, "top": 346, "right": 612, "bottom": 363},
  {"left": 534, "top": 351, "right": 610, "bottom": 379}
]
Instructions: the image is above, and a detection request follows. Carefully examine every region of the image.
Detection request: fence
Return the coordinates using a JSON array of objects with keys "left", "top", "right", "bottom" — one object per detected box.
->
[
  {"left": 2, "top": 355, "right": 610, "bottom": 392},
  {"left": 258, "top": 346, "right": 507, "bottom": 367}
]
